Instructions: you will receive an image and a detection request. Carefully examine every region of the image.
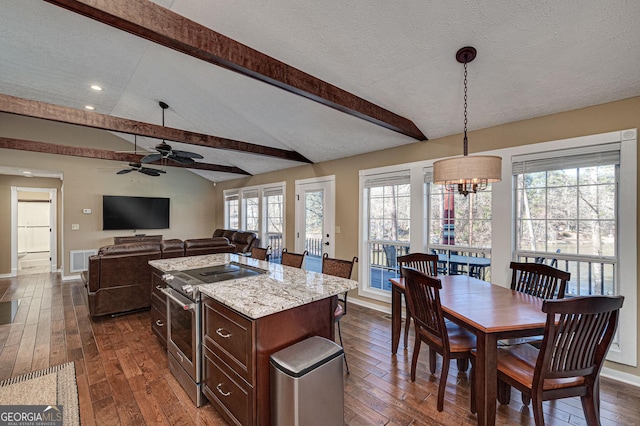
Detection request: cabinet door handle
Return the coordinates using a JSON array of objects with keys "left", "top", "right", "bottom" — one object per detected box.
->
[
  {"left": 216, "top": 328, "right": 232, "bottom": 338},
  {"left": 155, "top": 320, "right": 164, "bottom": 327},
  {"left": 216, "top": 383, "right": 231, "bottom": 397}
]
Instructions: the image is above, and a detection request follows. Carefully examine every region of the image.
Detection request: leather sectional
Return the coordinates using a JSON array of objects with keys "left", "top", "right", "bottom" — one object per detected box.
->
[{"left": 81, "top": 233, "right": 256, "bottom": 317}]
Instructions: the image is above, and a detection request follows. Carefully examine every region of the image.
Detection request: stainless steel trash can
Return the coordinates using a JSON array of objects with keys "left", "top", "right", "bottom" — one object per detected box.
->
[{"left": 270, "top": 336, "right": 344, "bottom": 426}]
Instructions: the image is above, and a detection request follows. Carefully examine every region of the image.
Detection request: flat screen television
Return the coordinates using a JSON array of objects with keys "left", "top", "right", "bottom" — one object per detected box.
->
[{"left": 103, "top": 195, "right": 170, "bottom": 230}]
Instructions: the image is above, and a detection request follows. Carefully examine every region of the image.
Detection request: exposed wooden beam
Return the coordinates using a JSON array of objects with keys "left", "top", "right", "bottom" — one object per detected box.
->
[
  {"left": 44, "top": 0, "right": 427, "bottom": 141},
  {"left": 0, "top": 94, "right": 311, "bottom": 163},
  {"left": 0, "top": 136, "right": 252, "bottom": 175}
]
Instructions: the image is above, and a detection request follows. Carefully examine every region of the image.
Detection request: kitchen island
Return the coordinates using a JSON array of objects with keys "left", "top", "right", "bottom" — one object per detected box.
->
[{"left": 149, "top": 253, "right": 358, "bottom": 425}]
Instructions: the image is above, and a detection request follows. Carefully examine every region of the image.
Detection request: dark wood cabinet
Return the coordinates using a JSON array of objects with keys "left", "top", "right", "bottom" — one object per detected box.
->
[
  {"left": 150, "top": 270, "right": 167, "bottom": 349},
  {"left": 201, "top": 294, "right": 335, "bottom": 425}
]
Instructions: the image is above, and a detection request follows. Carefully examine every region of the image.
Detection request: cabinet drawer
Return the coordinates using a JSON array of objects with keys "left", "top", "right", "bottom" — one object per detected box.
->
[
  {"left": 202, "top": 297, "right": 253, "bottom": 383},
  {"left": 151, "top": 273, "right": 166, "bottom": 299},
  {"left": 203, "top": 345, "right": 253, "bottom": 426},
  {"left": 150, "top": 303, "right": 167, "bottom": 348}
]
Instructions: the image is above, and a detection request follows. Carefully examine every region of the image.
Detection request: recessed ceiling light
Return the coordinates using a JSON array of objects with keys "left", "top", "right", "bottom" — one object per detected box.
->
[
  {"left": 85, "top": 105, "right": 95, "bottom": 110},
  {"left": 22, "top": 171, "right": 32, "bottom": 175},
  {"left": 90, "top": 85, "right": 103, "bottom": 91}
]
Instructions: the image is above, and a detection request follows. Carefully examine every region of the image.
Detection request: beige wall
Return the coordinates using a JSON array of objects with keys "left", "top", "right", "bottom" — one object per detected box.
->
[
  {"left": 0, "top": 113, "right": 217, "bottom": 276},
  {"left": 211, "top": 96, "right": 640, "bottom": 378}
]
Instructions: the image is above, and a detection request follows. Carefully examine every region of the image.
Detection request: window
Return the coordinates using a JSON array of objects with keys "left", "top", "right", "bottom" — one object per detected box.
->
[
  {"left": 242, "top": 190, "right": 259, "bottom": 232},
  {"left": 224, "top": 183, "right": 286, "bottom": 256},
  {"left": 513, "top": 147, "right": 619, "bottom": 296},
  {"left": 358, "top": 128, "right": 635, "bottom": 367},
  {"left": 263, "top": 186, "right": 284, "bottom": 259},
  {"left": 427, "top": 170, "right": 493, "bottom": 280},
  {"left": 362, "top": 172, "right": 411, "bottom": 295},
  {"left": 224, "top": 191, "right": 239, "bottom": 229}
]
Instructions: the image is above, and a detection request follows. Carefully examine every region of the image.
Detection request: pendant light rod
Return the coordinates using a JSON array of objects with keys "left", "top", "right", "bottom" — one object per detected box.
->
[{"left": 432, "top": 46, "right": 501, "bottom": 197}]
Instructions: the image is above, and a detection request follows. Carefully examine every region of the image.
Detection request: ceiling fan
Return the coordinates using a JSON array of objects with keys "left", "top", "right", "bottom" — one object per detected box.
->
[
  {"left": 114, "top": 135, "right": 166, "bottom": 177},
  {"left": 117, "top": 162, "right": 167, "bottom": 177},
  {"left": 140, "top": 101, "right": 204, "bottom": 165}
]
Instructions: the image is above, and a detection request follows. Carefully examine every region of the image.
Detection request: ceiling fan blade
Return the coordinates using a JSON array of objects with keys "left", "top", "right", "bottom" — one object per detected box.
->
[
  {"left": 172, "top": 150, "right": 204, "bottom": 159},
  {"left": 117, "top": 169, "right": 133, "bottom": 174},
  {"left": 168, "top": 154, "right": 195, "bottom": 164},
  {"left": 139, "top": 168, "right": 161, "bottom": 176},
  {"left": 141, "top": 153, "right": 163, "bottom": 163}
]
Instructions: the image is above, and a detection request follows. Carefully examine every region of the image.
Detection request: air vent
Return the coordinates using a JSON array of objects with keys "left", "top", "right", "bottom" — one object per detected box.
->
[{"left": 69, "top": 249, "right": 97, "bottom": 273}]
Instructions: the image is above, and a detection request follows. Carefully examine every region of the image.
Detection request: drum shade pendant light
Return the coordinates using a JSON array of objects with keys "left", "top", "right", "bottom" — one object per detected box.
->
[{"left": 433, "top": 47, "right": 501, "bottom": 196}]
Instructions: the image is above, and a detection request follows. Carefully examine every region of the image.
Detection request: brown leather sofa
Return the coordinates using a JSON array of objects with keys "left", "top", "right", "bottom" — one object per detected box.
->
[
  {"left": 82, "top": 237, "right": 235, "bottom": 317},
  {"left": 213, "top": 229, "right": 260, "bottom": 253}
]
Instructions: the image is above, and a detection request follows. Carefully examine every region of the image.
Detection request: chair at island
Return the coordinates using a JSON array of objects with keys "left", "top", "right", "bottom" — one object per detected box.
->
[
  {"left": 321, "top": 253, "right": 358, "bottom": 373},
  {"left": 280, "top": 248, "right": 307, "bottom": 268},
  {"left": 250, "top": 245, "right": 270, "bottom": 261}
]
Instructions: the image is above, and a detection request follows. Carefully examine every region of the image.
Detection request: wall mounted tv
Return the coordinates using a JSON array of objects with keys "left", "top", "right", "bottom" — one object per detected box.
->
[{"left": 103, "top": 195, "right": 170, "bottom": 230}]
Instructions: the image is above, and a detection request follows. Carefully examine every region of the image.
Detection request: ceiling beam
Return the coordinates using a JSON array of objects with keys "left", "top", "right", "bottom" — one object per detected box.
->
[
  {"left": 0, "top": 94, "right": 311, "bottom": 163},
  {"left": 0, "top": 136, "right": 252, "bottom": 175},
  {"left": 44, "top": 0, "right": 427, "bottom": 141}
]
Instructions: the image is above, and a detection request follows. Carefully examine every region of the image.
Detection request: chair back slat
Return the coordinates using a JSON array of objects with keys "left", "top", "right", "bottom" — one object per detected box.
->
[
  {"left": 401, "top": 266, "right": 448, "bottom": 350},
  {"left": 281, "top": 248, "right": 307, "bottom": 268},
  {"left": 398, "top": 253, "right": 438, "bottom": 276},
  {"left": 535, "top": 296, "right": 623, "bottom": 384},
  {"left": 510, "top": 261, "right": 570, "bottom": 299}
]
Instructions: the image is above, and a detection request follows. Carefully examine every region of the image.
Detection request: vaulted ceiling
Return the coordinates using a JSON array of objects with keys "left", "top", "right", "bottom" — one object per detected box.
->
[{"left": 2, "top": 0, "right": 639, "bottom": 182}]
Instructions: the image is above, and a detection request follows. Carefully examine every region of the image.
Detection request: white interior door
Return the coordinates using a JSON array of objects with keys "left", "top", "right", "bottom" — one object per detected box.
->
[{"left": 295, "top": 176, "right": 335, "bottom": 272}]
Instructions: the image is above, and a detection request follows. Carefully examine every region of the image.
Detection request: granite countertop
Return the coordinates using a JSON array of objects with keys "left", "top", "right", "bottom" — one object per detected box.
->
[{"left": 149, "top": 253, "right": 358, "bottom": 319}]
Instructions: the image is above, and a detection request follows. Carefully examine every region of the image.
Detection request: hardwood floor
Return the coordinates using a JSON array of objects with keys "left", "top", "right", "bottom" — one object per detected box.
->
[{"left": 1, "top": 272, "right": 639, "bottom": 425}]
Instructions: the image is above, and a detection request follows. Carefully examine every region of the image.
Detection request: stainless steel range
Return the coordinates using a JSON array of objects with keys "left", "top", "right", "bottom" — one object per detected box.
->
[{"left": 160, "top": 261, "right": 267, "bottom": 406}]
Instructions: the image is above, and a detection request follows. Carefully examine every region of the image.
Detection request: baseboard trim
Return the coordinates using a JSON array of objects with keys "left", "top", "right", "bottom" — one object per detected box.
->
[{"left": 62, "top": 273, "right": 82, "bottom": 281}]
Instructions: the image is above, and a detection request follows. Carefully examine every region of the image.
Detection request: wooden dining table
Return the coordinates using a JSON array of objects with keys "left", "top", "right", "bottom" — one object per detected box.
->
[{"left": 390, "top": 275, "right": 547, "bottom": 426}]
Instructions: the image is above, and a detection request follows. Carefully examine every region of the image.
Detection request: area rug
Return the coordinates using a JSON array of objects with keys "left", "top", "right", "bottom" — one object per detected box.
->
[{"left": 0, "top": 362, "right": 79, "bottom": 426}]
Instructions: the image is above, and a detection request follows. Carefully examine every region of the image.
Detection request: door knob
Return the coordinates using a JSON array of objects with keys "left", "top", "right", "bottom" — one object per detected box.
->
[{"left": 324, "top": 241, "right": 330, "bottom": 245}]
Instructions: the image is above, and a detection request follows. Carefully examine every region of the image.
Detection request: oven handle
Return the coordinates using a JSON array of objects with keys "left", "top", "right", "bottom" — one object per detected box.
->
[{"left": 160, "top": 287, "right": 196, "bottom": 311}]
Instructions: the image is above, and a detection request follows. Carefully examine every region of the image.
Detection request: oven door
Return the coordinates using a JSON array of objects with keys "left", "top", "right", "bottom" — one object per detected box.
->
[{"left": 161, "top": 287, "right": 201, "bottom": 383}]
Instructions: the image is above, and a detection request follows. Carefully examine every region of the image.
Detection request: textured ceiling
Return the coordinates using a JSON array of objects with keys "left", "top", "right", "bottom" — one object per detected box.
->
[{"left": 1, "top": 0, "right": 639, "bottom": 182}]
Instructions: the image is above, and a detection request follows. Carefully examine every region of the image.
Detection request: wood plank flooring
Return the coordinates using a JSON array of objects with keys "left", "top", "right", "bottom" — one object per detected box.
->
[{"left": 1, "top": 272, "right": 639, "bottom": 425}]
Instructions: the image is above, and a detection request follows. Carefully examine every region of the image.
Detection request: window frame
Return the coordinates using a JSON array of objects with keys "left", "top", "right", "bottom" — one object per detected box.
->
[{"left": 223, "top": 182, "right": 286, "bottom": 250}]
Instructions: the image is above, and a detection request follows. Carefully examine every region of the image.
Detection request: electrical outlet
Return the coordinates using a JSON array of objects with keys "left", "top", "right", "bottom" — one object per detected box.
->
[
  {"left": 71, "top": 224, "right": 80, "bottom": 230},
  {"left": 335, "top": 226, "right": 341, "bottom": 234}
]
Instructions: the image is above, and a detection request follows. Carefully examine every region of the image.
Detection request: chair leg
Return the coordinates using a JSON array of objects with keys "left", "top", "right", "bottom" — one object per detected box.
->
[
  {"left": 410, "top": 337, "right": 421, "bottom": 382},
  {"left": 456, "top": 357, "right": 469, "bottom": 372},
  {"left": 429, "top": 347, "right": 437, "bottom": 374},
  {"left": 437, "top": 354, "right": 450, "bottom": 412},
  {"left": 403, "top": 303, "right": 411, "bottom": 349},
  {"left": 337, "top": 320, "right": 350, "bottom": 374},
  {"left": 497, "top": 379, "right": 511, "bottom": 405},
  {"left": 521, "top": 392, "right": 531, "bottom": 406},
  {"left": 532, "top": 395, "right": 545, "bottom": 426}
]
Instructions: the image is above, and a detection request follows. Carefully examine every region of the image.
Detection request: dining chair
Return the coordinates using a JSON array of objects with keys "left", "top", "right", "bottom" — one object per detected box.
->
[
  {"left": 250, "top": 245, "right": 270, "bottom": 261},
  {"left": 401, "top": 266, "right": 476, "bottom": 412},
  {"left": 510, "top": 261, "right": 570, "bottom": 299},
  {"left": 322, "top": 253, "right": 358, "bottom": 373},
  {"left": 504, "top": 261, "right": 573, "bottom": 405},
  {"left": 493, "top": 295, "right": 624, "bottom": 426},
  {"left": 396, "top": 253, "right": 439, "bottom": 352},
  {"left": 280, "top": 248, "right": 307, "bottom": 268}
]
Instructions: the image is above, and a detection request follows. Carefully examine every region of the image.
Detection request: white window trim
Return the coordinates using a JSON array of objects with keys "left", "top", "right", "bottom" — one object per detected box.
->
[
  {"left": 358, "top": 128, "right": 637, "bottom": 367},
  {"left": 223, "top": 182, "right": 286, "bottom": 246}
]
